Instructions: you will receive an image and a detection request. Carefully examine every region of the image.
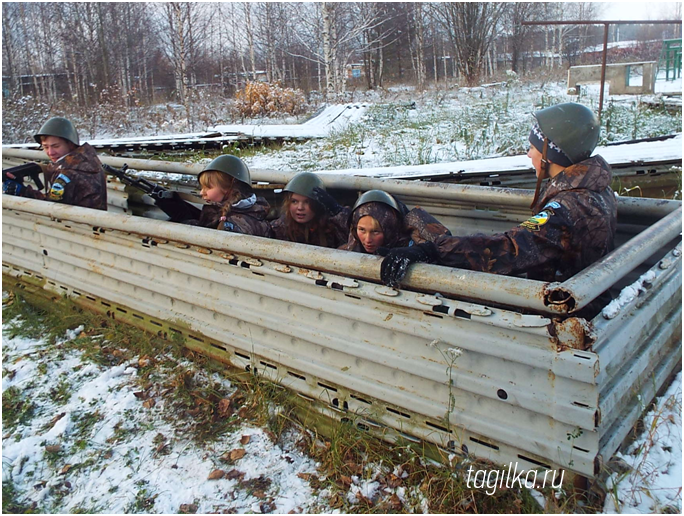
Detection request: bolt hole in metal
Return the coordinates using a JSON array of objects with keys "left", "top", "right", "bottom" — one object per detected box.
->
[{"left": 497, "top": 389, "right": 508, "bottom": 400}]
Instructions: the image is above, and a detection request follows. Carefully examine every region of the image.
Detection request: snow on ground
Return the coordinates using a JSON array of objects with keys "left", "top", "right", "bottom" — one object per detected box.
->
[
  {"left": 209, "top": 103, "right": 370, "bottom": 138},
  {"left": 603, "top": 372, "right": 682, "bottom": 513},
  {"left": 2, "top": 78, "right": 682, "bottom": 513},
  {"left": 1, "top": 327, "right": 324, "bottom": 514},
  {"left": 260, "top": 134, "right": 682, "bottom": 181},
  {"left": 2, "top": 323, "right": 681, "bottom": 513}
]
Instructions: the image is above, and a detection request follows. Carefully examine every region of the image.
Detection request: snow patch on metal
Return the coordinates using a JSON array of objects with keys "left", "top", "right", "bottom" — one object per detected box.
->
[{"left": 601, "top": 270, "right": 657, "bottom": 319}]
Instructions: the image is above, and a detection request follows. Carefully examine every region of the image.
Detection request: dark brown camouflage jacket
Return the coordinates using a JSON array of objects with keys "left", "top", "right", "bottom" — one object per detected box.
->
[
  {"left": 433, "top": 155, "right": 618, "bottom": 283},
  {"left": 194, "top": 195, "right": 273, "bottom": 237},
  {"left": 270, "top": 206, "right": 350, "bottom": 248},
  {"left": 340, "top": 202, "right": 451, "bottom": 254},
  {"left": 24, "top": 143, "right": 107, "bottom": 210}
]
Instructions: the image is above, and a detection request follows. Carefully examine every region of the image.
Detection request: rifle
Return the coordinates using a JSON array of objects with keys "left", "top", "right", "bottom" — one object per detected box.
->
[
  {"left": 2, "top": 162, "right": 45, "bottom": 191},
  {"left": 103, "top": 163, "right": 201, "bottom": 222}
]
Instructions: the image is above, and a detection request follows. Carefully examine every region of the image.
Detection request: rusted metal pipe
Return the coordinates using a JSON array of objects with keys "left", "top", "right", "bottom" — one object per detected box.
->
[
  {"left": 3, "top": 147, "right": 680, "bottom": 220},
  {"left": 3, "top": 195, "right": 553, "bottom": 313},
  {"left": 545, "top": 206, "right": 682, "bottom": 312}
]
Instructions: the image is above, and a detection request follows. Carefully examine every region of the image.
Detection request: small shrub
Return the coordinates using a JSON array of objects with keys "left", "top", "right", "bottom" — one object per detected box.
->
[{"left": 235, "top": 82, "right": 307, "bottom": 118}]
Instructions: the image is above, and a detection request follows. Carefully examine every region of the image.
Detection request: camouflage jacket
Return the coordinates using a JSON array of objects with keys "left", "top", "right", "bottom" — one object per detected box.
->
[
  {"left": 24, "top": 143, "right": 107, "bottom": 210},
  {"left": 194, "top": 195, "right": 273, "bottom": 237},
  {"left": 433, "top": 155, "right": 618, "bottom": 283},
  {"left": 270, "top": 206, "right": 350, "bottom": 248},
  {"left": 341, "top": 203, "right": 451, "bottom": 254}
]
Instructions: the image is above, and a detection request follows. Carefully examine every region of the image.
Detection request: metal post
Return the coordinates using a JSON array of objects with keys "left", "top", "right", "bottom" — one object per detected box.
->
[
  {"left": 521, "top": 19, "right": 681, "bottom": 120},
  {"left": 599, "top": 23, "right": 609, "bottom": 120}
]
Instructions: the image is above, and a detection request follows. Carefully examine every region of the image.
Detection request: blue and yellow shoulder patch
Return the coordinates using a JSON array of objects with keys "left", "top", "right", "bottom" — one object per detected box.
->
[
  {"left": 520, "top": 204, "right": 559, "bottom": 232},
  {"left": 48, "top": 173, "right": 71, "bottom": 201}
]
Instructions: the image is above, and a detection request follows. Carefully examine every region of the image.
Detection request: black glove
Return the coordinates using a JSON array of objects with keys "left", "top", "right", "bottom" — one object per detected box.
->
[
  {"left": 3, "top": 179, "right": 24, "bottom": 196},
  {"left": 379, "top": 242, "right": 439, "bottom": 288},
  {"left": 311, "top": 187, "right": 343, "bottom": 216}
]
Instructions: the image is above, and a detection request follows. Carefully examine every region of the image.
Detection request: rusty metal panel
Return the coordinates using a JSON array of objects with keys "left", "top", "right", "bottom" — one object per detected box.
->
[
  {"left": 592, "top": 246, "right": 682, "bottom": 462},
  {"left": 2, "top": 191, "right": 681, "bottom": 479},
  {"left": 2, "top": 199, "right": 604, "bottom": 477}
]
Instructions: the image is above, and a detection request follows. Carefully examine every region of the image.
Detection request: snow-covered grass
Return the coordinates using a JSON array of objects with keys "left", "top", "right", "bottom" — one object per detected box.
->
[
  {"left": 2, "top": 293, "right": 548, "bottom": 514},
  {"left": 3, "top": 279, "right": 682, "bottom": 514},
  {"left": 603, "top": 373, "right": 682, "bottom": 514},
  {"left": 1, "top": 295, "right": 323, "bottom": 514},
  {"left": 243, "top": 80, "right": 681, "bottom": 173}
]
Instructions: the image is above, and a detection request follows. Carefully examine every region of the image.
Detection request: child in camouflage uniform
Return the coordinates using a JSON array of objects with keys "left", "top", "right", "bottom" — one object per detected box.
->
[
  {"left": 270, "top": 172, "right": 350, "bottom": 248},
  {"left": 341, "top": 190, "right": 451, "bottom": 254},
  {"left": 189, "top": 155, "right": 272, "bottom": 237},
  {"left": 381, "top": 103, "right": 617, "bottom": 293},
  {"left": 3, "top": 117, "right": 107, "bottom": 210}
]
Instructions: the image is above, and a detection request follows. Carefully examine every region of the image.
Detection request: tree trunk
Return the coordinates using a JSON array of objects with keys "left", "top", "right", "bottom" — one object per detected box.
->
[{"left": 322, "top": 3, "right": 335, "bottom": 97}]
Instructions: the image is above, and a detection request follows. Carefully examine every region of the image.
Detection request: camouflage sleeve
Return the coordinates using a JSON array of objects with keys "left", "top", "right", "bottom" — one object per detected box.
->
[
  {"left": 19, "top": 184, "right": 46, "bottom": 200},
  {"left": 46, "top": 171, "right": 107, "bottom": 210},
  {"left": 404, "top": 207, "right": 452, "bottom": 244},
  {"left": 269, "top": 215, "right": 288, "bottom": 241},
  {"left": 328, "top": 206, "right": 351, "bottom": 247},
  {"left": 46, "top": 172, "right": 74, "bottom": 205},
  {"left": 433, "top": 201, "right": 574, "bottom": 277}
]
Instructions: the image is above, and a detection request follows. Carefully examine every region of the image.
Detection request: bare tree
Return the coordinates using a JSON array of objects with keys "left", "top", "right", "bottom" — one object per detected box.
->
[
  {"left": 2, "top": 3, "right": 19, "bottom": 94},
  {"left": 505, "top": 3, "right": 538, "bottom": 74},
  {"left": 433, "top": 3, "right": 507, "bottom": 86}
]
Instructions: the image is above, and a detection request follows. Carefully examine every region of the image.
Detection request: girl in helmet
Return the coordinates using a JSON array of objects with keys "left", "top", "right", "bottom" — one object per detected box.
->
[
  {"left": 340, "top": 190, "right": 451, "bottom": 255},
  {"left": 270, "top": 172, "right": 350, "bottom": 248},
  {"left": 191, "top": 155, "right": 272, "bottom": 237}
]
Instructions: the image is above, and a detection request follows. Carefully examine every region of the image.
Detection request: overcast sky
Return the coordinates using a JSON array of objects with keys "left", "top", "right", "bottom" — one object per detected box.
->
[{"left": 597, "top": 1, "right": 682, "bottom": 20}]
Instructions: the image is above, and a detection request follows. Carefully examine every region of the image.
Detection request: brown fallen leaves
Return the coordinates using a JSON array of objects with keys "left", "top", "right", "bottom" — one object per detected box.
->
[
  {"left": 207, "top": 468, "right": 246, "bottom": 482},
  {"left": 208, "top": 469, "right": 226, "bottom": 480},
  {"left": 219, "top": 448, "right": 246, "bottom": 463}
]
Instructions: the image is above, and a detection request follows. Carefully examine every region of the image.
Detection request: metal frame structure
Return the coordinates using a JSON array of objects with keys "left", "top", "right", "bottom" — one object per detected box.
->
[{"left": 2, "top": 170, "right": 680, "bottom": 480}]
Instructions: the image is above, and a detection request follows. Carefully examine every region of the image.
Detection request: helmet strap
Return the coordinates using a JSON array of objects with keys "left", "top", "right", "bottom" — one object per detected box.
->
[{"left": 530, "top": 137, "right": 549, "bottom": 210}]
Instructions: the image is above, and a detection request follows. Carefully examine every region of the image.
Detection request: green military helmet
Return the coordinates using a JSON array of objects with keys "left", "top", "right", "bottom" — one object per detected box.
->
[
  {"left": 284, "top": 172, "right": 325, "bottom": 198},
  {"left": 353, "top": 190, "right": 400, "bottom": 213},
  {"left": 533, "top": 102, "right": 600, "bottom": 164},
  {"left": 200, "top": 155, "right": 251, "bottom": 185},
  {"left": 34, "top": 117, "right": 80, "bottom": 146}
]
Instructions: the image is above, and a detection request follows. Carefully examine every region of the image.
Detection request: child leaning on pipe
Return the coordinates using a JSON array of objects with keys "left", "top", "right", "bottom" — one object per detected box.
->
[
  {"left": 340, "top": 190, "right": 451, "bottom": 255},
  {"left": 3, "top": 117, "right": 107, "bottom": 210},
  {"left": 185, "top": 155, "right": 272, "bottom": 237},
  {"left": 269, "top": 172, "right": 350, "bottom": 248},
  {"left": 380, "top": 102, "right": 617, "bottom": 317}
]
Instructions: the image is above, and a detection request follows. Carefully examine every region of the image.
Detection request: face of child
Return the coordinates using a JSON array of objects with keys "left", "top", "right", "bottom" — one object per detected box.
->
[
  {"left": 200, "top": 183, "right": 229, "bottom": 203},
  {"left": 41, "top": 136, "right": 75, "bottom": 162},
  {"left": 289, "top": 193, "right": 315, "bottom": 224},
  {"left": 356, "top": 215, "right": 385, "bottom": 254},
  {"left": 527, "top": 145, "right": 543, "bottom": 177}
]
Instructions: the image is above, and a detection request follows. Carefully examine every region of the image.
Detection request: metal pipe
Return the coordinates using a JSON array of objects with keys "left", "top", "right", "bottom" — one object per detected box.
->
[
  {"left": 545, "top": 206, "right": 682, "bottom": 312},
  {"left": 3, "top": 147, "right": 680, "bottom": 219},
  {"left": 3, "top": 195, "right": 553, "bottom": 313},
  {"left": 522, "top": 20, "right": 681, "bottom": 26}
]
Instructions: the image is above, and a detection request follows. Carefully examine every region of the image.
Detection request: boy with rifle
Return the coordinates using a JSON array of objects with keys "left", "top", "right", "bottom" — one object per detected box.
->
[{"left": 3, "top": 117, "right": 107, "bottom": 210}]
